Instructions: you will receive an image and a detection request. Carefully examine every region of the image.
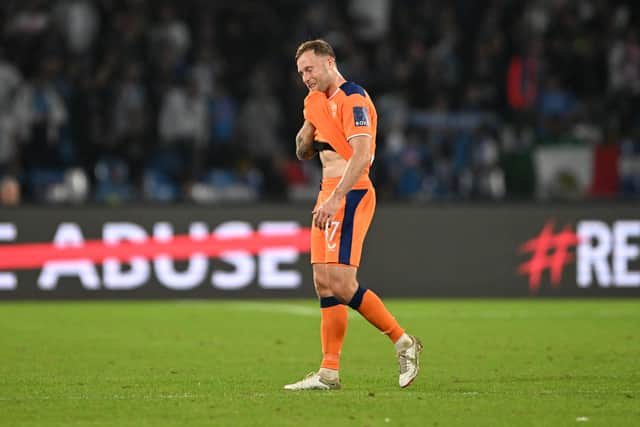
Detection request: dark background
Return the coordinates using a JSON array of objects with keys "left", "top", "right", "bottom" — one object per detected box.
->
[{"left": 0, "top": 0, "right": 639, "bottom": 205}]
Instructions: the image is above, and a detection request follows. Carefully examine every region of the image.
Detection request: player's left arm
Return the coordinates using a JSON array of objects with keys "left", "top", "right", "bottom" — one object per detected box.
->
[
  {"left": 312, "top": 135, "right": 370, "bottom": 229},
  {"left": 330, "top": 135, "right": 370, "bottom": 200},
  {"left": 330, "top": 94, "right": 374, "bottom": 200},
  {"left": 295, "top": 120, "right": 317, "bottom": 160},
  {"left": 312, "top": 92, "right": 374, "bottom": 229}
]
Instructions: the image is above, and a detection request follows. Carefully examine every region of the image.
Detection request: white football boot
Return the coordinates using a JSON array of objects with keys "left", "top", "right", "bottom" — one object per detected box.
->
[
  {"left": 283, "top": 372, "right": 341, "bottom": 390},
  {"left": 397, "top": 335, "right": 423, "bottom": 388}
]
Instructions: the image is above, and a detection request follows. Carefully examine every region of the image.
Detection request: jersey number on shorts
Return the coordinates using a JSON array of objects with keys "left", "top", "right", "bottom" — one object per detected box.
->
[{"left": 325, "top": 220, "right": 341, "bottom": 250}]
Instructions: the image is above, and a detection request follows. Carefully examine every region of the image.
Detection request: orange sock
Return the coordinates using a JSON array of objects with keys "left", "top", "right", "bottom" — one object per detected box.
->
[
  {"left": 348, "top": 287, "right": 404, "bottom": 343},
  {"left": 320, "top": 297, "right": 348, "bottom": 370}
]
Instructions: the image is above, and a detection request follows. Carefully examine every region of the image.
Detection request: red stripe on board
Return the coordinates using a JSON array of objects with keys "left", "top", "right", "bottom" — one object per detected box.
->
[{"left": 0, "top": 229, "right": 311, "bottom": 270}]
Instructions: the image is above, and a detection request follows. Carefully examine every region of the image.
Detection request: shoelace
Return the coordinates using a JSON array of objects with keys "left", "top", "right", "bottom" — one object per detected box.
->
[
  {"left": 286, "top": 372, "right": 318, "bottom": 388},
  {"left": 295, "top": 372, "right": 326, "bottom": 387},
  {"left": 307, "top": 372, "right": 338, "bottom": 386},
  {"left": 398, "top": 351, "right": 410, "bottom": 374}
]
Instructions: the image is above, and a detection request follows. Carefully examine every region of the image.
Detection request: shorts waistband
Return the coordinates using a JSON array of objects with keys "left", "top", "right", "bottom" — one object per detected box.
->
[{"left": 320, "top": 175, "right": 372, "bottom": 191}]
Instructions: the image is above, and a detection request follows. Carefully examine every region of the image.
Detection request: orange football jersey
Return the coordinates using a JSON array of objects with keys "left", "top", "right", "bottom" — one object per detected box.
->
[{"left": 303, "top": 82, "right": 377, "bottom": 172}]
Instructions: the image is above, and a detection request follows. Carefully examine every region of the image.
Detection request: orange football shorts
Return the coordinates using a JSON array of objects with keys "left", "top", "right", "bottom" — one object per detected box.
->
[{"left": 311, "top": 175, "right": 376, "bottom": 267}]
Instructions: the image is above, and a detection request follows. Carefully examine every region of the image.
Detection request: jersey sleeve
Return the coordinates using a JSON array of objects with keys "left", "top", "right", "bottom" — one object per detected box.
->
[{"left": 341, "top": 94, "right": 374, "bottom": 142}]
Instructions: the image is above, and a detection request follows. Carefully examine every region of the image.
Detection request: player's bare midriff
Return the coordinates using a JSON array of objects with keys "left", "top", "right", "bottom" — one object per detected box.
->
[{"left": 319, "top": 149, "right": 349, "bottom": 178}]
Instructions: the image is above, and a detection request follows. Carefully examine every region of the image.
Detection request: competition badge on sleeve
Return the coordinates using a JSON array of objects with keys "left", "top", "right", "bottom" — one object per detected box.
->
[{"left": 353, "top": 106, "right": 370, "bottom": 127}]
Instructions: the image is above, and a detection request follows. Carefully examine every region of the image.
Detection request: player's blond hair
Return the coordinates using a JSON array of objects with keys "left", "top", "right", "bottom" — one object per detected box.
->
[{"left": 295, "top": 39, "right": 336, "bottom": 61}]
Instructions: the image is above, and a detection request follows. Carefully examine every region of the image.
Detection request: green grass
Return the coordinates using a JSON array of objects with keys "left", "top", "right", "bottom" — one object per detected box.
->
[{"left": 0, "top": 299, "right": 639, "bottom": 426}]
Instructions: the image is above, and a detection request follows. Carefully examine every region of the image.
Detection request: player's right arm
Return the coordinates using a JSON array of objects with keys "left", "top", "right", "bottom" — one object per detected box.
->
[{"left": 296, "top": 120, "right": 317, "bottom": 160}]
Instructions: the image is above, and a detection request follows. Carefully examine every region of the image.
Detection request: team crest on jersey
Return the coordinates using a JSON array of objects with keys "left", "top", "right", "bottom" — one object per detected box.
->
[
  {"left": 353, "top": 106, "right": 370, "bottom": 127},
  {"left": 329, "top": 101, "right": 338, "bottom": 117}
]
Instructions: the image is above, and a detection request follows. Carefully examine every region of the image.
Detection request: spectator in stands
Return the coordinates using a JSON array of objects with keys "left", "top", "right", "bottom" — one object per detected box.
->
[
  {"left": 52, "top": 0, "right": 99, "bottom": 56},
  {"left": 157, "top": 72, "right": 208, "bottom": 193},
  {"left": 0, "top": 107, "right": 18, "bottom": 178},
  {"left": 0, "top": 0, "right": 637, "bottom": 202},
  {"left": 0, "top": 175, "right": 21, "bottom": 206},
  {"left": 0, "top": 47, "right": 22, "bottom": 113},
  {"left": 236, "top": 68, "right": 287, "bottom": 198},
  {"left": 112, "top": 61, "right": 149, "bottom": 186},
  {"left": 0, "top": 47, "right": 21, "bottom": 179},
  {"left": 13, "top": 56, "right": 68, "bottom": 199}
]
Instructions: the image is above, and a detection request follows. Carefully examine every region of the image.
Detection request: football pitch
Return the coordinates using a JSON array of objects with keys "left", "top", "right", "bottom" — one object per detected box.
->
[{"left": 0, "top": 299, "right": 638, "bottom": 426}]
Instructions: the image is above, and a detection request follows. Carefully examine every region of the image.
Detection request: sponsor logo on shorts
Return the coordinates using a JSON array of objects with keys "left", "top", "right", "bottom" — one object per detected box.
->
[{"left": 325, "top": 221, "right": 340, "bottom": 251}]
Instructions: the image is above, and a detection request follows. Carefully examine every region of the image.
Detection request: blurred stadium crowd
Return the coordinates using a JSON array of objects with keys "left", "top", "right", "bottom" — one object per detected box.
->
[{"left": 0, "top": 0, "right": 639, "bottom": 205}]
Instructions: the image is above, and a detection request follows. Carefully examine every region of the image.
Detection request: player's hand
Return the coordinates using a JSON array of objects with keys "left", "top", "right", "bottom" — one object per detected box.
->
[{"left": 312, "top": 194, "right": 341, "bottom": 230}]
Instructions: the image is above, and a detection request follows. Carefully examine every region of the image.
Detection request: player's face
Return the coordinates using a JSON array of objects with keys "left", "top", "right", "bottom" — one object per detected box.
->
[{"left": 296, "top": 50, "right": 332, "bottom": 92}]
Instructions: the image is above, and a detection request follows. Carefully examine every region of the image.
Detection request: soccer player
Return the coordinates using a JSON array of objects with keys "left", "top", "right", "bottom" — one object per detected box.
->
[{"left": 284, "top": 39, "right": 423, "bottom": 390}]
